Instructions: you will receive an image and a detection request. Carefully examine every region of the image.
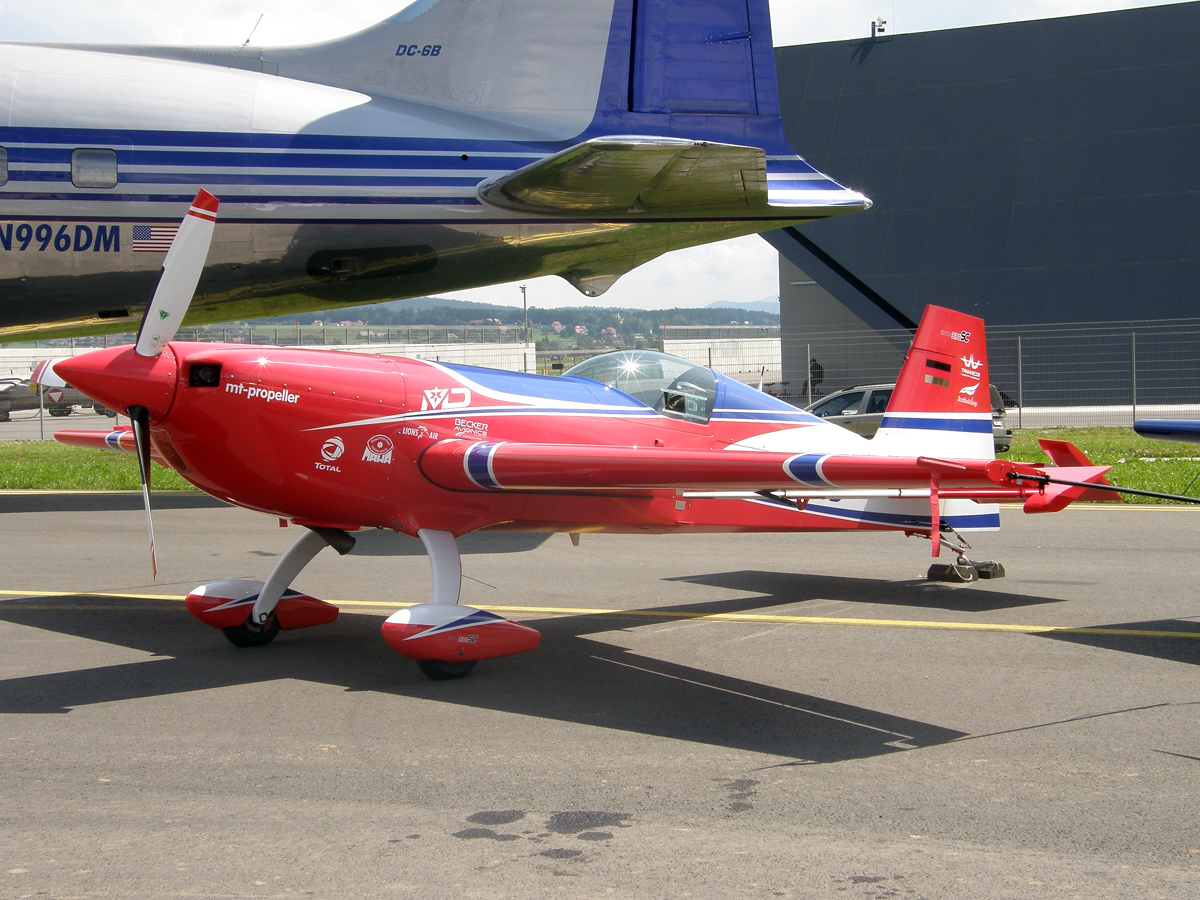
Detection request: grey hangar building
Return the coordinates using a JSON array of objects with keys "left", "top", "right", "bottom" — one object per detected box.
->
[{"left": 767, "top": 2, "right": 1200, "bottom": 409}]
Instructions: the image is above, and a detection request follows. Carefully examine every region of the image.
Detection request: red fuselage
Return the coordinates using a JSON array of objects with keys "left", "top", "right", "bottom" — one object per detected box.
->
[{"left": 56, "top": 342, "right": 1050, "bottom": 540}]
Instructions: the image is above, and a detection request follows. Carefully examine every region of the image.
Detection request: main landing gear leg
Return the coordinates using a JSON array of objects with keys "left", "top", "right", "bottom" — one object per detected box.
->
[
  {"left": 219, "top": 527, "right": 353, "bottom": 646},
  {"left": 420, "top": 528, "right": 463, "bottom": 609},
  {"left": 413, "top": 529, "right": 476, "bottom": 680},
  {"left": 379, "top": 529, "right": 541, "bottom": 679}
]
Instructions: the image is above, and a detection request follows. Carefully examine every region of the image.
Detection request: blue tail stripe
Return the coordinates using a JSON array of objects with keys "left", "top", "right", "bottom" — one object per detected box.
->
[{"left": 878, "top": 416, "right": 993, "bottom": 434}]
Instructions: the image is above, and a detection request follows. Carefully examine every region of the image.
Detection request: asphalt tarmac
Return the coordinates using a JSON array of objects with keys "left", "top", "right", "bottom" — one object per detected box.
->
[
  {"left": 2, "top": 495, "right": 1199, "bottom": 898},
  {"left": 0, "top": 405, "right": 120, "bottom": 441}
]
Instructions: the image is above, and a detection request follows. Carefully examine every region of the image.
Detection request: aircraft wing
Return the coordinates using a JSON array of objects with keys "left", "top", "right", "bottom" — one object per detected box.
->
[
  {"left": 55, "top": 428, "right": 166, "bottom": 465},
  {"left": 418, "top": 440, "right": 1054, "bottom": 494},
  {"left": 1134, "top": 419, "right": 1200, "bottom": 443},
  {"left": 477, "top": 137, "right": 773, "bottom": 218}
]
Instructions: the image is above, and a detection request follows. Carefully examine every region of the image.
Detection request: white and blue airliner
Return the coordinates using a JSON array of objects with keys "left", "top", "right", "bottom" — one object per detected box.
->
[{"left": 0, "top": 0, "right": 870, "bottom": 340}]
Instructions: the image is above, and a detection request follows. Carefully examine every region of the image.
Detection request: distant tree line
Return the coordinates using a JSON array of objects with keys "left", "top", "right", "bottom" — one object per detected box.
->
[{"left": 246, "top": 298, "right": 778, "bottom": 342}]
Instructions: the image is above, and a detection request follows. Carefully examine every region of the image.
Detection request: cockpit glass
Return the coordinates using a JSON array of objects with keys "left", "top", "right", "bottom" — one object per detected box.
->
[{"left": 564, "top": 350, "right": 718, "bottom": 424}]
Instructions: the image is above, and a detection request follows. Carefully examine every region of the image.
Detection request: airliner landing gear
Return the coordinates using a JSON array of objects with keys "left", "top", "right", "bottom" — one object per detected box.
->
[{"left": 381, "top": 529, "right": 540, "bottom": 680}]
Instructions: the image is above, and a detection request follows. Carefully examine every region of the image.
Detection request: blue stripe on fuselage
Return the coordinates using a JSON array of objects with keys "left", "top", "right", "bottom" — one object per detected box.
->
[
  {"left": 878, "top": 416, "right": 993, "bottom": 434},
  {"left": 465, "top": 443, "right": 500, "bottom": 489},
  {"left": 804, "top": 502, "right": 1001, "bottom": 530}
]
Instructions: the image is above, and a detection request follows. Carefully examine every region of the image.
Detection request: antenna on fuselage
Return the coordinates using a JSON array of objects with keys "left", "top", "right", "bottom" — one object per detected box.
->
[{"left": 237, "top": 13, "right": 264, "bottom": 55}]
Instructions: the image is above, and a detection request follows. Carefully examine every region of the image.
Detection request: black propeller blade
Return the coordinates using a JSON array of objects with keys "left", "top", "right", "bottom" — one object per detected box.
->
[{"left": 127, "top": 405, "right": 157, "bottom": 579}]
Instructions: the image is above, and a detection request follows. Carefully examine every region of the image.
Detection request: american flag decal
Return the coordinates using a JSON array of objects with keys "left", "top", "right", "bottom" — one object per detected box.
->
[{"left": 132, "top": 224, "right": 179, "bottom": 253}]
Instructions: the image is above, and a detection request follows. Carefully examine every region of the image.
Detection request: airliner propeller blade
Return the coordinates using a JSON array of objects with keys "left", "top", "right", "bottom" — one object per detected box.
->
[{"left": 134, "top": 190, "right": 220, "bottom": 358}]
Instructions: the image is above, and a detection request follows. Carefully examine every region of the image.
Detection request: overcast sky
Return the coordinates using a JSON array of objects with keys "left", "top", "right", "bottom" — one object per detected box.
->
[{"left": 1, "top": 1, "right": 1189, "bottom": 310}]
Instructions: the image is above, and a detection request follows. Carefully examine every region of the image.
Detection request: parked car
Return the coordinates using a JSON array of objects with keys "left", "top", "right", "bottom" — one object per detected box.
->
[
  {"left": 0, "top": 376, "right": 94, "bottom": 422},
  {"left": 804, "top": 382, "right": 1012, "bottom": 453}
]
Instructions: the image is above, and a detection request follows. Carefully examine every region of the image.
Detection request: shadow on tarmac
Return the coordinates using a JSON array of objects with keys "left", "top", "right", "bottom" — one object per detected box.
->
[
  {"left": 0, "top": 589, "right": 966, "bottom": 764},
  {"left": 0, "top": 492, "right": 226, "bottom": 514},
  {"left": 1040, "top": 618, "right": 1200, "bottom": 665},
  {"left": 667, "top": 569, "right": 1070, "bottom": 613},
  {"left": 0, "top": 494, "right": 550, "bottom": 555}
]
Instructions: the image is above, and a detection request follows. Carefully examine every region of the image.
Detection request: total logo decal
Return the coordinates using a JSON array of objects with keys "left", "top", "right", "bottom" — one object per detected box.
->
[
  {"left": 960, "top": 354, "right": 983, "bottom": 380},
  {"left": 957, "top": 382, "right": 980, "bottom": 408},
  {"left": 942, "top": 329, "right": 972, "bottom": 344},
  {"left": 362, "top": 435, "right": 394, "bottom": 465},
  {"left": 225, "top": 381, "right": 300, "bottom": 404},
  {"left": 316, "top": 436, "right": 344, "bottom": 472},
  {"left": 421, "top": 386, "right": 471, "bottom": 411}
]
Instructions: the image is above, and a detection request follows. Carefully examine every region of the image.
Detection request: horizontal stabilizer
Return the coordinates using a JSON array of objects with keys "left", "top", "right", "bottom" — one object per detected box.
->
[
  {"left": 1022, "top": 466, "right": 1114, "bottom": 513},
  {"left": 478, "top": 137, "right": 773, "bottom": 218},
  {"left": 31, "top": 358, "right": 70, "bottom": 389},
  {"left": 1038, "top": 439, "right": 1120, "bottom": 501}
]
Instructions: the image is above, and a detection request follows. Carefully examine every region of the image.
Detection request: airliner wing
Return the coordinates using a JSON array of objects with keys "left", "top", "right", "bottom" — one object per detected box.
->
[{"left": 477, "top": 137, "right": 771, "bottom": 218}]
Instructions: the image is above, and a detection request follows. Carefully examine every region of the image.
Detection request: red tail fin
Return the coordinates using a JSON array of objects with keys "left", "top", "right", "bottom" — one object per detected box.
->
[
  {"left": 872, "top": 306, "right": 994, "bottom": 460},
  {"left": 888, "top": 306, "right": 989, "bottom": 415}
]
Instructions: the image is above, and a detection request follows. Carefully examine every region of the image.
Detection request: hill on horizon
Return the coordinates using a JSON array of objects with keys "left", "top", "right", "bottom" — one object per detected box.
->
[{"left": 245, "top": 296, "right": 780, "bottom": 331}]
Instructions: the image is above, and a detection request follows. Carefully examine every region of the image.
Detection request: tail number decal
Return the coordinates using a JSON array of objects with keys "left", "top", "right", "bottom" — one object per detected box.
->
[{"left": 0, "top": 224, "right": 119, "bottom": 253}]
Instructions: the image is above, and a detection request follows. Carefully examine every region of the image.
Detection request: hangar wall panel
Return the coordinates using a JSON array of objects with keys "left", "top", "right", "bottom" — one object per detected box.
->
[{"left": 775, "top": 2, "right": 1200, "bottom": 326}]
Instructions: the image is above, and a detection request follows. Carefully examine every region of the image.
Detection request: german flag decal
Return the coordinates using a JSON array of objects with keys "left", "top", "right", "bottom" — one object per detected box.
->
[{"left": 924, "top": 357, "right": 952, "bottom": 387}]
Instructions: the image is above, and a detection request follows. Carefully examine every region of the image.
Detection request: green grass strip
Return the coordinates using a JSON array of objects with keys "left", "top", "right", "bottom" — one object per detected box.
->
[
  {"left": 0, "top": 441, "right": 195, "bottom": 491},
  {"left": 2, "top": 426, "right": 1199, "bottom": 501}
]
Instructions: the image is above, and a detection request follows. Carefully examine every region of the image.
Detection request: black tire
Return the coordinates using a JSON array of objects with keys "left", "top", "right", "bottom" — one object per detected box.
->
[
  {"left": 222, "top": 615, "right": 281, "bottom": 647},
  {"left": 95, "top": 405, "right": 117, "bottom": 418},
  {"left": 417, "top": 659, "right": 477, "bottom": 680},
  {"left": 48, "top": 407, "right": 72, "bottom": 417}
]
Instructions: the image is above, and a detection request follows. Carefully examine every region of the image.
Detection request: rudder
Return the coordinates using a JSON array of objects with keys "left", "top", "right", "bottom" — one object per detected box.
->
[{"left": 870, "top": 306, "right": 995, "bottom": 460}]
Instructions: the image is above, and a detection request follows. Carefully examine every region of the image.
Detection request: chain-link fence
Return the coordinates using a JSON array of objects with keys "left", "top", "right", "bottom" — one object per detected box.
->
[
  {"left": 779, "top": 319, "right": 1200, "bottom": 427},
  {"left": 662, "top": 319, "right": 1200, "bottom": 427},
  {"left": 662, "top": 330, "right": 781, "bottom": 385},
  {"left": 10, "top": 318, "right": 1200, "bottom": 429}
]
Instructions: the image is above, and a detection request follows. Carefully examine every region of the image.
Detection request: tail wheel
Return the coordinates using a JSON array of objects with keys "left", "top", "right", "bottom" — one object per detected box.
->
[
  {"left": 222, "top": 615, "right": 281, "bottom": 647},
  {"left": 417, "top": 659, "right": 477, "bottom": 680}
]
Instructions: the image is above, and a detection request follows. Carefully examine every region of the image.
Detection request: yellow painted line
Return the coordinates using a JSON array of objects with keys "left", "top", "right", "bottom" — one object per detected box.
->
[
  {"left": 0, "top": 589, "right": 185, "bottom": 601},
  {"left": 0, "top": 490, "right": 201, "bottom": 496},
  {"left": 1, "top": 589, "right": 1198, "bottom": 641}
]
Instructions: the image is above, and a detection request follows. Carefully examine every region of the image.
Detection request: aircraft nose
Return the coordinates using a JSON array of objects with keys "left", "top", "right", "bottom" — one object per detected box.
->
[{"left": 54, "top": 346, "right": 179, "bottom": 422}]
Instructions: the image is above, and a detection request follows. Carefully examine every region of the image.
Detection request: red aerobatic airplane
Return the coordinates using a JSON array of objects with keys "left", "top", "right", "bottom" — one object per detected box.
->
[{"left": 44, "top": 191, "right": 1117, "bottom": 679}]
